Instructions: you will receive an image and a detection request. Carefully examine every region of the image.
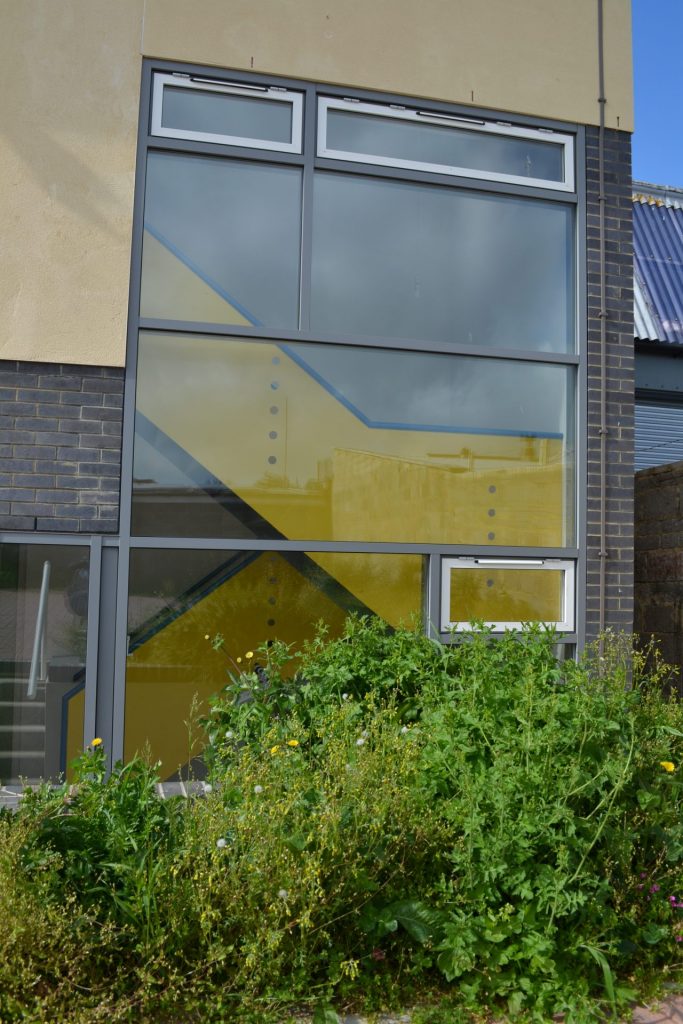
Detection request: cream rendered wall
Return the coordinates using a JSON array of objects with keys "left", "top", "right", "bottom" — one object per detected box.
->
[{"left": 0, "top": 0, "right": 632, "bottom": 367}]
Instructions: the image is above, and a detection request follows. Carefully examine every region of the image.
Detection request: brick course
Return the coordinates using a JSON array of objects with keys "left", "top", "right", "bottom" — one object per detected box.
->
[
  {"left": 0, "top": 362, "right": 123, "bottom": 533},
  {"left": 584, "top": 127, "right": 634, "bottom": 644}
]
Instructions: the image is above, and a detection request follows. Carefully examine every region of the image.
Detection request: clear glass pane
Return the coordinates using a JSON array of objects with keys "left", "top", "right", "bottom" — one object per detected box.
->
[
  {"left": 162, "top": 85, "right": 293, "bottom": 144},
  {"left": 449, "top": 567, "right": 564, "bottom": 624},
  {"left": 140, "top": 153, "right": 301, "bottom": 328},
  {"left": 0, "top": 544, "right": 88, "bottom": 784},
  {"left": 125, "top": 549, "right": 424, "bottom": 778},
  {"left": 326, "top": 109, "right": 565, "bottom": 182},
  {"left": 311, "top": 172, "right": 574, "bottom": 352},
  {"left": 133, "top": 332, "right": 575, "bottom": 546}
]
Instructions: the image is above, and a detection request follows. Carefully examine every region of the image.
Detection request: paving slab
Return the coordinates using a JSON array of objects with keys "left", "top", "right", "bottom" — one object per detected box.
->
[{"left": 633, "top": 997, "right": 683, "bottom": 1023}]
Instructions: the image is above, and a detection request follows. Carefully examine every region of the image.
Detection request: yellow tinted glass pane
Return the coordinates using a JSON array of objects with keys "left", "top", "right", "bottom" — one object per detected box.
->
[
  {"left": 450, "top": 568, "right": 563, "bottom": 624},
  {"left": 134, "top": 332, "right": 574, "bottom": 547},
  {"left": 125, "top": 550, "right": 423, "bottom": 778}
]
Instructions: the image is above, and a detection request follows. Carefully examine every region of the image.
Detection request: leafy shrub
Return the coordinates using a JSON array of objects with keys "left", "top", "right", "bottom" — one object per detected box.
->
[{"left": 2, "top": 619, "right": 683, "bottom": 1023}]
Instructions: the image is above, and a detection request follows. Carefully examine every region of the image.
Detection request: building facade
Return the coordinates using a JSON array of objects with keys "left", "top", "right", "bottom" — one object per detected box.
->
[{"left": 0, "top": 0, "right": 634, "bottom": 781}]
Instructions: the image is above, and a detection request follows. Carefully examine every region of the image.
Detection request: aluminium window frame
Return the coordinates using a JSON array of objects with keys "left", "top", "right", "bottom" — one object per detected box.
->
[
  {"left": 110, "top": 58, "right": 587, "bottom": 766},
  {"left": 317, "top": 96, "right": 575, "bottom": 192},
  {"left": 151, "top": 71, "right": 304, "bottom": 153},
  {"left": 440, "top": 556, "right": 576, "bottom": 633}
]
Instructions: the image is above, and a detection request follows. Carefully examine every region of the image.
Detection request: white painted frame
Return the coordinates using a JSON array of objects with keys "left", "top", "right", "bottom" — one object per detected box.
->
[
  {"left": 440, "top": 557, "right": 576, "bottom": 633},
  {"left": 318, "top": 97, "right": 575, "bottom": 192},
  {"left": 151, "top": 73, "right": 304, "bottom": 153}
]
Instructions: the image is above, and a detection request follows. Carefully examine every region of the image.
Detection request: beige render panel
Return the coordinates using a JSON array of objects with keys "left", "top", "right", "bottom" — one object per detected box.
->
[
  {"left": 0, "top": 0, "right": 143, "bottom": 366},
  {"left": 143, "top": 0, "right": 633, "bottom": 131},
  {"left": 0, "top": 0, "right": 632, "bottom": 366}
]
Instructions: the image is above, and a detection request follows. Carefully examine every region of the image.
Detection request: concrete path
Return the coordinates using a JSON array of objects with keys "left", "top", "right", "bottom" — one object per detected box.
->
[{"left": 633, "top": 996, "right": 683, "bottom": 1023}]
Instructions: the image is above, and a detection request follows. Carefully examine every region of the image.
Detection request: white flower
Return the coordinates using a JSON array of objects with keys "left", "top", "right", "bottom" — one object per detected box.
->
[
  {"left": 225, "top": 730, "right": 234, "bottom": 739},
  {"left": 254, "top": 784, "right": 263, "bottom": 794},
  {"left": 277, "top": 888, "right": 289, "bottom": 900},
  {"left": 401, "top": 726, "right": 409, "bottom": 734},
  {"left": 204, "top": 783, "right": 213, "bottom": 793},
  {"left": 342, "top": 693, "right": 349, "bottom": 700},
  {"left": 362, "top": 730, "right": 369, "bottom": 738},
  {"left": 356, "top": 737, "right": 365, "bottom": 747},
  {"left": 345, "top": 763, "right": 352, "bottom": 771},
  {"left": 216, "top": 837, "right": 227, "bottom": 849}
]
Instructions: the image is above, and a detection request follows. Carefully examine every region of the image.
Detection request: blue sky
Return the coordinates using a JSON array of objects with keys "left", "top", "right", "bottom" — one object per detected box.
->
[{"left": 632, "top": 0, "right": 683, "bottom": 186}]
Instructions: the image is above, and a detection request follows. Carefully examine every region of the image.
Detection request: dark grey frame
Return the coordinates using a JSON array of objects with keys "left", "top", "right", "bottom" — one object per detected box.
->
[{"left": 0, "top": 58, "right": 588, "bottom": 771}]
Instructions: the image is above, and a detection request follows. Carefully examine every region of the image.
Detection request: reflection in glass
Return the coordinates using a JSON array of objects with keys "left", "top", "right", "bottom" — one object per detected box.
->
[
  {"left": 326, "top": 109, "right": 565, "bottom": 182},
  {"left": 0, "top": 544, "right": 88, "bottom": 784},
  {"left": 311, "top": 172, "right": 574, "bottom": 351},
  {"left": 162, "top": 86, "right": 293, "bottom": 144},
  {"left": 140, "top": 153, "right": 302, "bottom": 327},
  {"left": 449, "top": 567, "right": 564, "bottom": 625},
  {"left": 133, "top": 332, "right": 575, "bottom": 546},
  {"left": 125, "top": 549, "right": 423, "bottom": 778}
]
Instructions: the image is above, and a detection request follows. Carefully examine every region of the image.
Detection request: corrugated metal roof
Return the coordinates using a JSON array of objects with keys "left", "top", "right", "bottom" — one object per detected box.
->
[
  {"left": 635, "top": 400, "right": 683, "bottom": 470},
  {"left": 633, "top": 183, "right": 683, "bottom": 345}
]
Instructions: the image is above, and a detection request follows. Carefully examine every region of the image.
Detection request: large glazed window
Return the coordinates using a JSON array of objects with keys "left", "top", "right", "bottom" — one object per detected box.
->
[
  {"left": 132, "top": 332, "right": 575, "bottom": 546},
  {"left": 0, "top": 544, "right": 88, "bottom": 783},
  {"left": 124, "top": 58, "right": 582, "bottom": 761}
]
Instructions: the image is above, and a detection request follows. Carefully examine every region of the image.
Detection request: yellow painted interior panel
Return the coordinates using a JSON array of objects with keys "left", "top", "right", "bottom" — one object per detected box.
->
[
  {"left": 310, "top": 552, "right": 423, "bottom": 627},
  {"left": 136, "top": 332, "right": 568, "bottom": 547},
  {"left": 125, "top": 551, "right": 422, "bottom": 777},
  {"left": 450, "top": 568, "right": 563, "bottom": 624},
  {"left": 140, "top": 231, "right": 253, "bottom": 325},
  {"left": 65, "top": 688, "right": 85, "bottom": 783}
]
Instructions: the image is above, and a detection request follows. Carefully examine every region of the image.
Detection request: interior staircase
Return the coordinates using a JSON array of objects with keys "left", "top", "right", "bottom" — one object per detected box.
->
[{"left": 0, "top": 673, "right": 46, "bottom": 784}]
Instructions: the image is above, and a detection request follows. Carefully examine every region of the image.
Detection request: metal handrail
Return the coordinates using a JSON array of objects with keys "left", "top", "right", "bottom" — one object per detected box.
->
[{"left": 27, "top": 560, "right": 51, "bottom": 700}]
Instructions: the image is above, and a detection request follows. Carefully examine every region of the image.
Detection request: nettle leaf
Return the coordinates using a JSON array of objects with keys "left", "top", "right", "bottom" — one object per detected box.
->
[
  {"left": 384, "top": 900, "right": 445, "bottom": 944},
  {"left": 312, "top": 1006, "right": 340, "bottom": 1024},
  {"left": 641, "top": 923, "right": 669, "bottom": 945}
]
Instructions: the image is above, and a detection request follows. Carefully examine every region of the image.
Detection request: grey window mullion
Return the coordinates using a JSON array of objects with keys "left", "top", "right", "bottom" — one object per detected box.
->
[
  {"left": 136, "top": 319, "right": 580, "bottom": 367},
  {"left": 83, "top": 535, "right": 102, "bottom": 749},
  {"left": 111, "top": 542, "right": 129, "bottom": 767},
  {"left": 298, "top": 84, "right": 317, "bottom": 331},
  {"left": 313, "top": 157, "right": 578, "bottom": 204},
  {"left": 145, "top": 136, "right": 306, "bottom": 167},
  {"left": 126, "top": 536, "right": 579, "bottom": 558}
]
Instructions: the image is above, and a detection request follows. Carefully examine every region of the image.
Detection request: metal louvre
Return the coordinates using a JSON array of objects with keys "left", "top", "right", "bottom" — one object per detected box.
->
[{"left": 635, "top": 400, "right": 683, "bottom": 470}]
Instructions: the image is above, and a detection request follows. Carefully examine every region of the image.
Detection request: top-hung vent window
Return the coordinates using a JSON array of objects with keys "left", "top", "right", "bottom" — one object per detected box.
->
[
  {"left": 318, "top": 97, "right": 574, "bottom": 191},
  {"left": 151, "top": 73, "right": 303, "bottom": 153},
  {"left": 441, "top": 557, "right": 575, "bottom": 633}
]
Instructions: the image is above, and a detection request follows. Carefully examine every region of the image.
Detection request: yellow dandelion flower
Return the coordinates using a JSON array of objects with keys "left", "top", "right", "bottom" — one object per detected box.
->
[
  {"left": 270, "top": 745, "right": 280, "bottom": 755},
  {"left": 246, "top": 650, "right": 254, "bottom": 659},
  {"left": 236, "top": 657, "right": 242, "bottom": 664},
  {"left": 204, "top": 634, "right": 210, "bottom": 640},
  {"left": 90, "top": 738, "right": 103, "bottom": 747},
  {"left": 660, "top": 761, "right": 675, "bottom": 773},
  {"left": 287, "top": 740, "right": 299, "bottom": 747}
]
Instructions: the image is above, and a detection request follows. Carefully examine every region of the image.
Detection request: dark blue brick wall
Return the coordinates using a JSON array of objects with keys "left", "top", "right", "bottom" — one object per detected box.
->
[
  {"left": 0, "top": 362, "right": 123, "bottom": 533},
  {"left": 585, "top": 126, "right": 634, "bottom": 642}
]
